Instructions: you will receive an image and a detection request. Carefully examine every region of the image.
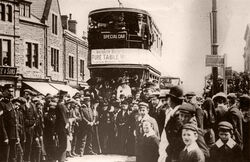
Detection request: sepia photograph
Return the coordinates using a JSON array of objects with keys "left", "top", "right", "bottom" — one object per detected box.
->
[{"left": 0, "top": 0, "right": 250, "bottom": 162}]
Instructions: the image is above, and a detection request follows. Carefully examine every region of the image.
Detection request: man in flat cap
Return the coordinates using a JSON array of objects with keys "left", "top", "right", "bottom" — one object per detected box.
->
[
  {"left": 140, "top": 81, "right": 156, "bottom": 103},
  {"left": 226, "top": 93, "right": 243, "bottom": 148},
  {"left": 55, "top": 90, "right": 69, "bottom": 162}
]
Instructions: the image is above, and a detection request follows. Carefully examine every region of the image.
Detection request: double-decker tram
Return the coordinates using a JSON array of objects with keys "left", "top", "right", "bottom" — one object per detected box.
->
[{"left": 88, "top": 7, "right": 163, "bottom": 88}]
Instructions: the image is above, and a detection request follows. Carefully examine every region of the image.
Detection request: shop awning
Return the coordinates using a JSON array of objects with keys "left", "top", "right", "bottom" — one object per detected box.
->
[
  {"left": 23, "top": 81, "right": 59, "bottom": 96},
  {"left": 49, "top": 83, "right": 79, "bottom": 97}
]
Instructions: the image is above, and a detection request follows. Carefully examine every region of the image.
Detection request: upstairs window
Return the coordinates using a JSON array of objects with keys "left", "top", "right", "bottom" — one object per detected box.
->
[
  {"left": 20, "top": 3, "right": 30, "bottom": 18},
  {"left": 0, "top": 39, "right": 11, "bottom": 66},
  {"left": 69, "top": 56, "right": 74, "bottom": 78},
  {"left": 0, "top": 3, "right": 5, "bottom": 21},
  {"left": 6, "top": 5, "right": 12, "bottom": 22},
  {"left": 52, "top": 14, "right": 58, "bottom": 35},
  {"left": 51, "top": 48, "right": 59, "bottom": 72},
  {"left": 26, "top": 42, "right": 39, "bottom": 68},
  {"left": 80, "top": 59, "right": 84, "bottom": 80}
]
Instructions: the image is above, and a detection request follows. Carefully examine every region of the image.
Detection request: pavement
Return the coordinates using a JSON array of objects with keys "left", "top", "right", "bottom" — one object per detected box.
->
[{"left": 67, "top": 155, "right": 136, "bottom": 162}]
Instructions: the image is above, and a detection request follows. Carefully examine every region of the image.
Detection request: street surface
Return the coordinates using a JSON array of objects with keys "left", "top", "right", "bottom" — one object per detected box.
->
[{"left": 67, "top": 155, "right": 136, "bottom": 162}]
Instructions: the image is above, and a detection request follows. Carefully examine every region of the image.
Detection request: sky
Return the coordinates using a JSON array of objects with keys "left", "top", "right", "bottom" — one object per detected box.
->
[{"left": 59, "top": 0, "right": 250, "bottom": 95}]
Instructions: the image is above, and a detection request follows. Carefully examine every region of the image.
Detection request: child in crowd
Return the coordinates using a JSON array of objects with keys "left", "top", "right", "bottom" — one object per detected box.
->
[
  {"left": 139, "top": 120, "right": 159, "bottom": 162},
  {"left": 209, "top": 121, "right": 243, "bottom": 162},
  {"left": 179, "top": 123, "right": 205, "bottom": 162}
]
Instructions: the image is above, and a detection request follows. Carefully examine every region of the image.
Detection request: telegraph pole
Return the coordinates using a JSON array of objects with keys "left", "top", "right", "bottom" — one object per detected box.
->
[{"left": 211, "top": 0, "right": 219, "bottom": 95}]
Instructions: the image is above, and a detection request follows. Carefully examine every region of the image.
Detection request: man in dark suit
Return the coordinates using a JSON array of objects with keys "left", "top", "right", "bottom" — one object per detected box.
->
[
  {"left": 55, "top": 90, "right": 69, "bottom": 162},
  {"left": 226, "top": 93, "right": 243, "bottom": 148},
  {"left": 116, "top": 100, "right": 130, "bottom": 154},
  {"left": 78, "top": 97, "right": 96, "bottom": 156},
  {"left": 22, "top": 89, "right": 37, "bottom": 162},
  {"left": 0, "top": 96, "right": 8, "bottom": 162},
  {"left": 149, "top": 92, "right": 166, "bottom": 136}
]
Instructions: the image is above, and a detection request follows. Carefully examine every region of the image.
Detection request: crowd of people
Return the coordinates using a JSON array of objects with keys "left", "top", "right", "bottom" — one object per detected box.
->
[{"left": 0, "top": 77, "right": 250, "bottom": 162}]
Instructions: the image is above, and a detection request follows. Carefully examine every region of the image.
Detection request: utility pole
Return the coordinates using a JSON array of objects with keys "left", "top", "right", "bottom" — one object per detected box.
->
[{"left": 211, "top": 0, "right": 219, "bottom": 95}]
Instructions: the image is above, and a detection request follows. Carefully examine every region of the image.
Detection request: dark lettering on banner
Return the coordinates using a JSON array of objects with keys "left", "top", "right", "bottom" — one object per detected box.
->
[
  {"left": 102, "top": 33, "right": 127, "bottom": 40},
  {"left": 0, "top": 67, "right": 17, "bottom": 75}
]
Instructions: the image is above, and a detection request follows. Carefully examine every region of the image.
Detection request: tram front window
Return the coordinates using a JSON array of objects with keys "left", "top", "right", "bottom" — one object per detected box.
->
[{"left": 88, "top": 11, "right": 152, "bottom": 49}]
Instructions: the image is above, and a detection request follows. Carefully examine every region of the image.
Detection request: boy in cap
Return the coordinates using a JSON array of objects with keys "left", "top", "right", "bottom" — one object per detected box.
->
[
  {"left": 209, "top": 121, "right": 243, "bottom": 162},
  {"left": 139, "top": 120, "right": 160, "bottom": 162},
  {"left": 179, "top": 123, "right": 205, "bottom": 162}
]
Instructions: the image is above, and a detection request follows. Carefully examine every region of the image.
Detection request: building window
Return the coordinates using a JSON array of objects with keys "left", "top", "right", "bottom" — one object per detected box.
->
[
  {"left": 0, "top": 3, "right": 5, "bottom": 21},
  {"left": 0, "top": 39, "right": 11, "bottom": 66},
  {"left": 52, "top": 14, "right": 58, "bottom": 35},
  {"left": 69, "top": 56, "right": 74, "bottom": 78},
  {"left": 20, "top": 3, "right": 30, "bottom": 18},
  {"left": 20, "top": 4, "right": 24, "bottom": 16},
  {"left": 51, "top": 48, "right": 59, "bottom": 72},
  {"left": 26, "top": 42, "right": 39, "bottom": 68},
  {"left": 80, "top": 59, "right": 84, "bottom": 79},
  {"left": 6, "top": 5, "right": 12, "bottom": 22}
]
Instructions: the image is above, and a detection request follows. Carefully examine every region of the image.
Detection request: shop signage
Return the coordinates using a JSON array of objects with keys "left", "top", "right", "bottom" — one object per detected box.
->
[{"left": 0, "top": 67, "right": 17, "bottom": 75}]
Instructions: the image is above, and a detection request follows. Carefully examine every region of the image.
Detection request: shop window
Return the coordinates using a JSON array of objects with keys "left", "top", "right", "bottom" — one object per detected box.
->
[
  {"left": 69, "top": 56, "right": 74, "bottom": 78},
  {"left": 52, "top": 14, "right": 58, "bottom": 35},
  {"left": 0, "top": 39, "right": 11, "bottom": 66},
  {"left": 51, "top": 48, "right": 59, "bottom": 72},
  {"left": 0, "top": 3, "right": 5, "bottom": 21},
  {"left": 26, "top": 42, "right": 38, "bottom": 68}
]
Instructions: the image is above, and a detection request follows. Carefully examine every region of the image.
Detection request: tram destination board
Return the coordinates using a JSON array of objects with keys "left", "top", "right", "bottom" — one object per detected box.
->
[{"left": 101, "top": 32, "right": 127, "bottom": 40}]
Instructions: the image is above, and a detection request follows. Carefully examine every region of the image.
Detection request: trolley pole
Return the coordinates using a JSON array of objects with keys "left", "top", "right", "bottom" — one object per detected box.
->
[{"left": 211, "top": 0, "right": 219, "bottom": 95}]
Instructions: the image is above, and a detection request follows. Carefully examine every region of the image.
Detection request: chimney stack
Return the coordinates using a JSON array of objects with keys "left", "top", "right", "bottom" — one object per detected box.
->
[
  {"left": 61, "top": 15, "right": 68, "bottom": 30},
  {"left": 68, "top": 13, "right": 77, "bottom": 34}
]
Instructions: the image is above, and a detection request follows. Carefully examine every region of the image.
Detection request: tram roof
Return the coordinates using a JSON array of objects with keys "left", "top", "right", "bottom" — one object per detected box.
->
[{"left": 89, "top": 7, "right": 151, "bottom": 16}]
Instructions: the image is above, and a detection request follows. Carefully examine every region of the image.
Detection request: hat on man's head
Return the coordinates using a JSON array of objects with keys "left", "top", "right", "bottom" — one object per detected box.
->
[
  {"left": 185, "top": 91, "right": 196, "bottom": 97},
  {"left": 227, "top": 93, "right": 237, "bottom": 100},
  {"left": 83, "top": 96, "right": 91, "bottom": 102},
  {"left": 121, "top": 100, "right": 129, "bottom": 105},
  {"left": 3, "top": 84, "right": 14, "bottom": 90},
  {"left": 239, "top": 94, "right": 250, "bottom": 110},
  {"left": 138, "top": 102, "right": 149, "bottom": 108},
  {"left": 58, "top": 90, "right": 68, "bottom": 96},
  {"left": 178, "top": 103, "right": 196, "bottom": 115},
  {"left": 24, "top": 89, "right": 33, "bottom": 94},
  {"left": 142, "top": 82, "right": 155, "bottom": 89},
  {"left": 182, "top": 123, "right": 198, "bottom": 132},
  {"left": 218, "top": 121, "right": 233, "bottom": 131},
  {"left": 45, "top": 93, "right": 53, "bottom": 99},
  {"left": 212, "top": 92, "right": 227, "bottom": 103},
  {"left": 166, "top": 86, "right": 184, "bottom": 100},
  {"left": 12, "top": 97, "right": 21, "bottom": 104},
  {"left": 17, "top": 97, "right": 27, "bottom": 104}
]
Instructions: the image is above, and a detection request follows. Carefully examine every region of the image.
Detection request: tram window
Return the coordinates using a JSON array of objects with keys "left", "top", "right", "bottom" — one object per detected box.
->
[{"left": 88, "top": 11, "right": 152, "bottom": 50}]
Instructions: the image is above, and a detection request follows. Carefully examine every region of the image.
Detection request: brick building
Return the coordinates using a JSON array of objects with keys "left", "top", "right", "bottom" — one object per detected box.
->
[{"left": 0, "top": 0, "right": 89, "bottom": 97}]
